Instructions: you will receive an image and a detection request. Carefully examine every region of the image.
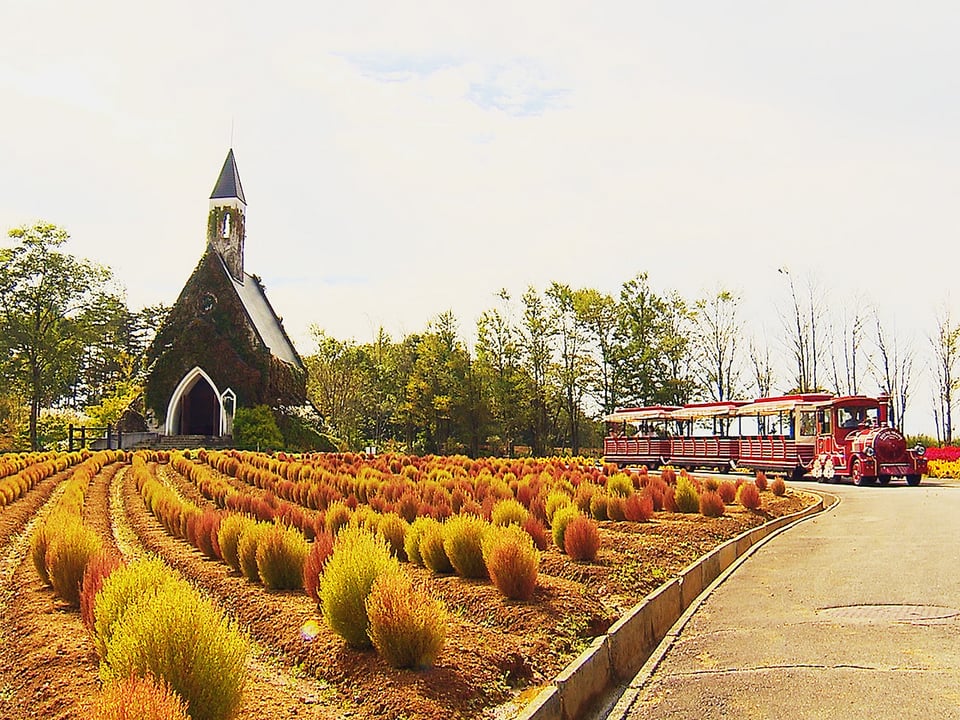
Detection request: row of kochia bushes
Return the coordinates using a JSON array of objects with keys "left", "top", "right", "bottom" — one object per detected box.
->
[
  {"left": 191, "top": 449, "right": 785, "bottom": 532},
  {"left": 24, "top": 451, "right": 249, "bottom": 720},
  {"left": 142, "top": 451, "right": 787, "bottom": 672},
  {"left": 0, "top": 450, "right": 84, "bottom": 508}
]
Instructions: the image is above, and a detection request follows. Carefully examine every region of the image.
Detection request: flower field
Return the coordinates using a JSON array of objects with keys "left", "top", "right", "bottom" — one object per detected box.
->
[{"left": 0, "top": 448, "right": 815, "bottom": 720}]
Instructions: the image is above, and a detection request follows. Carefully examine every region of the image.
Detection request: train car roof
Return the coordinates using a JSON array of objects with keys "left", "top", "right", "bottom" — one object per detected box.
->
[
  {"left": 605, "top": 405, "right": 681, "bottom": 422},
  {"left": 670, "top": 400, "right": 747, "bottom": 420},
  {"left": 736, "top": 393, "right": 834, "bottom": 415}
]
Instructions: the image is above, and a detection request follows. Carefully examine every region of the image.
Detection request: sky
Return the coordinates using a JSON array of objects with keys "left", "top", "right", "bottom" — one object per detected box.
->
[{"left": 1, "top": 2, "right": 958, "bottom": 435}]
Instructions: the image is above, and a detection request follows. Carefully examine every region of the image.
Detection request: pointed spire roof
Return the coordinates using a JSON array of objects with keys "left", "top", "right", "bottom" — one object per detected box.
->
[{"left": 210, "top": 148, "right": 246, "bottom": 204}]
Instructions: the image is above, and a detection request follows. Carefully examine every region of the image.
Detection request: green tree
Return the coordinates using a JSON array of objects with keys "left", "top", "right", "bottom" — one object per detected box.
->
[
  {"left": 404, "top": 312, "right": 473, "bottom": 454},
  {"left": 546, "top": 282, "right": 590, "bottom": 455},
  {"left": 573, "top": 288, "right": 622, "bottom": 415},
  {"left": 0, "top": 222, "right": 119, "bottom": 450},
  {"left": 518, "top": 287, "right": 557, "bottom": 455},
  {"left": 233, "top": 405, "right": 284, "bottom": 450},
  {"left": 476, "top": 290, "right": 525, "bottom": 454},
  {"left": 693, "top": 288, "right": 744, "bottom": 402},
  {"left": 306, "top": 329, "right": 372, "bottom": 449}
]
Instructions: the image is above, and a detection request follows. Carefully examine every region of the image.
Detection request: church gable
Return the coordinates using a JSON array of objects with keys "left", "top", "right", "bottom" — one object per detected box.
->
[{"left": 144, "top": 246, "right": 270, "bottom": 423}]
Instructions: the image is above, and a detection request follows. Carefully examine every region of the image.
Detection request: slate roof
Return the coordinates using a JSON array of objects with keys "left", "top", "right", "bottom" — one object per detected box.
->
[
  {"left": 220, "top": 256, "right": 303, "bottom": 369},
  {"left": 210, "top": 148, "right": 246, "bottom": 204}
]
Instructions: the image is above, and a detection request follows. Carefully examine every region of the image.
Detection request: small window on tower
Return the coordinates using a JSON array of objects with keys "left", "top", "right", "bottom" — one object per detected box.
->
[{"left": 222, "top": 212, "right": 231, "bottom": 238}]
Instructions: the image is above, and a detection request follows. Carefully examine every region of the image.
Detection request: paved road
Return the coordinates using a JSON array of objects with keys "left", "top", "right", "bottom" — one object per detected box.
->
[{"left": 609, "top": 479, "right": 960, "bottom": 720}]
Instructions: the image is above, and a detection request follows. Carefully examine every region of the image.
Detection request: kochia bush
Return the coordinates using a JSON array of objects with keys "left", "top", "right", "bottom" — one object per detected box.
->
[
  {"left": 366, "top": 572, "right": 447, "bottom": 669},
  {"left": 490, "top": 498, "right": 529, "bottom": 527},
  {"left": 93, "top": 558, "right": 178, "bottom": 659},
  {"left": 737, "top": 482, "right": 762, "bottom": 510},
  {"left": 304, "top": 530, "right": 335, "bottom": 604},
  {"left": 443, "top": 515, "right": 489, "bottom": 579},
  {"left": 93, "top": 675, "right": 189, "bottom": 720},
  {"left": 674, "top": 476, "right": 700, "bottom": 514},
  {"left": 419, "top": 520, "right": 454, "bottom": 575},
  {"left": 551, "top": 505, "right": 581, "bottom": 551},
  {"left": 320, "top": 526, "right": 400, "bottom": 648},
  {"left": 237, "top": 521, "right": 271, "bottom": 583},
  {"left": 216, "top": 514, "right": 250, "bottom": 573},
  {"left": 46, "top": 519, "right": 103, "bottom": 607},
  {"left": 81, "top": 551, "right": 124, "bottom": 632},
  {"left": 563, "top": 514, "right": 601, "bottom": 562},
  {"left": 699, "top": 490, "right": 725, "bottom": 518},
  {"left": 623, "top": 493, "right": 654, "bottom": 522},
  {"left": 606, "top": 472, "right": 633, "bottom": 498},
  {"left": 483, "top": 524, "right": 540, "bottom": 600},
  {"left": 770, "top": 476, "right": 787, "bottom": 496},
  {"left": 100, "top": 579, "right": 249, "bottom": 720},
  {"left": 256, "top": 523, "right": 309, "bottom": 591}
]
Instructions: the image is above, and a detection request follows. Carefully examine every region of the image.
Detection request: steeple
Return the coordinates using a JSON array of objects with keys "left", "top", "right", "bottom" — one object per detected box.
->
[{"left": 207, "top": 149, "right": 246, "bottom": 282}]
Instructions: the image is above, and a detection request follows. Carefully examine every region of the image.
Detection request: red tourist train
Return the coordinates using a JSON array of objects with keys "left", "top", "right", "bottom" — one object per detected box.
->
[{"left": 603, "top": 393, "right": 927, "bottom": 485}]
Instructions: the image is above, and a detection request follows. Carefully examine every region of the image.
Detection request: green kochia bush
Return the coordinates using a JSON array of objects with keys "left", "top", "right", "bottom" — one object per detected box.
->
[
  {"left": 100, "top": 579, "right": 248, "bottom": 720},
  {"left": 320, "top": 526, "right": 400, "bottom": 648},
  {"left": 419, "top": 520, "right": 453, "bottom": 574},
  {"left": 46, "top": 518, "right": 102, "bottom": 607},
  {"left": 674, "top": 475, "right": 700, "bottom": 514},
  {"left": 93, "top": 558, "right": 177, "bottom": 659},
  {"left": 256, "top": 523, "right": 309, "bottom": 591},
  {"left": 443, "top": 515, "right": 489, "bottom": 579},
  {"left": 237, "top": 521, "right": 271, "bottom": 582},
  {"left": 216, "top": 514, "right": 250, "bottom": 573}
]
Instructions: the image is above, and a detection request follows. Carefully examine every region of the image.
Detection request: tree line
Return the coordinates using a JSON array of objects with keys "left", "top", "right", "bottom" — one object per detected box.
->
[{"left": 2, "top": 221, "right": 959, "bottom": 452}]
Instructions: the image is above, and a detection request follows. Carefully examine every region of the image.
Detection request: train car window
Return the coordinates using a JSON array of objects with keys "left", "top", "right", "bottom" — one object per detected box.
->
[
  {"left": 798, "top": 411, "right": 816, "bottom": 437},
  {"left": 819, "top": 410, "right": 831, "bottom": 434}
]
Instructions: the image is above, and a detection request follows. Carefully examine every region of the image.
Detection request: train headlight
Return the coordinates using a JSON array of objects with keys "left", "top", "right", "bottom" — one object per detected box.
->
[
  {"left": 865, "top": 446, "right": 875, "bottom": 457},
  {"left": 914, "top": 444, "right": 926, "bottom": 456}
]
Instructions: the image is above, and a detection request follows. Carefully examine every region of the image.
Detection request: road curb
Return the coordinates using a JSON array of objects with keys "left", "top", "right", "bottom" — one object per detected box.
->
[{"left": 515, "top": 488, "right": 836, "bottom": 720}]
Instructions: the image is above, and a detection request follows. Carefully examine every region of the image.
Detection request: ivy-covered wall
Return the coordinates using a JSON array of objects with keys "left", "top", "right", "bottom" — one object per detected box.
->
[{"left": 144, "top": 246, "right": 306, "bottom": 427}]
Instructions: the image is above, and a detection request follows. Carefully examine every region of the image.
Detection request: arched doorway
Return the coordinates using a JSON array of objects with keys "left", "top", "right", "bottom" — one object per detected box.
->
[
  {"left": 165, "top": 367, "right": 223, "bottom": 437},
  {"left": 181, "top": 379, "right": 217, "bottom": 435}
]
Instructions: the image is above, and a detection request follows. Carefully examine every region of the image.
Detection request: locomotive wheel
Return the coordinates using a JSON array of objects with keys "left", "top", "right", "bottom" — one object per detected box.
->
[
  {"left": 851, "top": 460, "right": 875, "bottom": 486},
  {"left": 906, "top": 474, "right": 921, "bottom": 486},
  {"left": 877, "top": 476, "right": 890, "bottom": 486}
]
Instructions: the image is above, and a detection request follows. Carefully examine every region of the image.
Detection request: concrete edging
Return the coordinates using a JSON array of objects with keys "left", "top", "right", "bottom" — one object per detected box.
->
[{"left": 516, "top": 489, "right": 832, "bottom": 720}]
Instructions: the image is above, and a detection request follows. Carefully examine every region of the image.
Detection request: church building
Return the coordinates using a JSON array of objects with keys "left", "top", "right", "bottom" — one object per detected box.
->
[{"left": 143, "top": 150, "right": 307, "bottom": 440}]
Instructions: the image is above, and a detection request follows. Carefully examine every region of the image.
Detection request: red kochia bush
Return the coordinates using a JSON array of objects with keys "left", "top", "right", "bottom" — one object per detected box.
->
[
  {"left": 623, "top": 493, "right": 654, "bottom": 522},
  {"left": 754, "top": 471, "right": 768, "bottom": 492},
  {"left": 304, "top": 531, "right": 335, "bottom": 604},
  {"left": 522, "top": 516, "right": 550, "bottom": 550},
  {"left": 770, "top": 476, "right": 787, "bottom": 496},
  {"left": 699, "top": 490, "right": 726, "bottom": 518},
  {"left": 81, "top": 551, "right": 125, "bottom": 632},
  {"left": 737, "top": 482, "right": 761, "bottom": 510},
  {"left": 563, "top": 515, "right": 601, "bottom": 562},
  {"left": 93, "top": 675, "right": 189, "bottom": 720},
  {"left": 718, "top": 480, "right": 737, "bottom": 504}
]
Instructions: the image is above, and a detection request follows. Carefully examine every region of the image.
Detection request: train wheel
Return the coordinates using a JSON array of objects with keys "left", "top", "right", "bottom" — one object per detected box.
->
[
  {"left": 851, "top": 460, "right": 875, "bottom": 486},
  {"left": 877, "top": 476, "right": 890, "bottom": 486},
  {"left": 906, "top": 474, "right": 921, "bottom": 486}
]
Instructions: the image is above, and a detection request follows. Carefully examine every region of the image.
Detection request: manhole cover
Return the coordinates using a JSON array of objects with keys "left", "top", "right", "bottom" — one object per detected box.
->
[{"left": 816, "top": 604, "right": 959, "bottom": 625}]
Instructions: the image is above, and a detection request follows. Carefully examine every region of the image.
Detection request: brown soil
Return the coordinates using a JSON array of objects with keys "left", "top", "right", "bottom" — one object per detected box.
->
[{"left": 0, "top": 461, "right": 815, "bottom": 720}]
